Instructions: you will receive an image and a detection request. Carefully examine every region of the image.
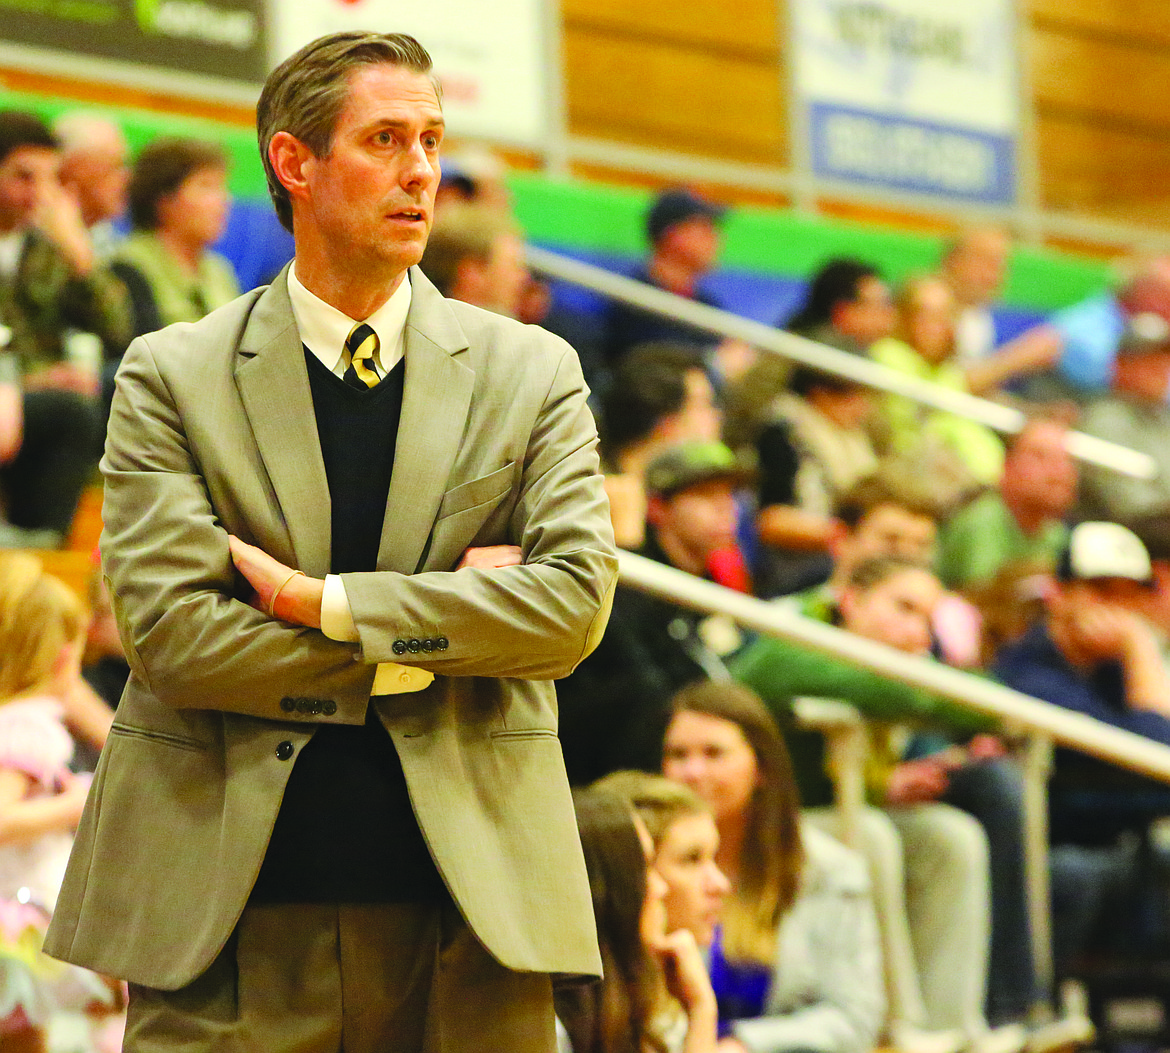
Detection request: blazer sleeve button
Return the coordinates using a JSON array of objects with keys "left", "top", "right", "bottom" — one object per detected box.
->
[
  {"left": 392, "top": 640, "right": 407, "bottom": 655},
  {"left": 275, "top": 741, "right": 294, "bottom": 761},
  {"left": 279, "top": 697, "right": 296, "bottom": 713},
  {"left": 407, "top": 638, "right": 421, "bottom": 653},
  {"left": 296, "top": 698, "right": 311, "bottom": 714},
  {"left": 309, "top": 700, "right": 323, "bottom": 715},
  {"left": 323, "top": 701, "right": 337, "bottom": 716},
  {"left": 436, "top": 637, "right": 449, "bottom": 651},
  {"left": 421, "top": 638, "right": 435, "bottom": 652}
]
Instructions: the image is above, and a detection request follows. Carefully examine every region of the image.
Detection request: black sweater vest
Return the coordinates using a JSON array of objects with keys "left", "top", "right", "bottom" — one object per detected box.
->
[{"left": 250, "top": 350, "right": 446, "bottom": 903}]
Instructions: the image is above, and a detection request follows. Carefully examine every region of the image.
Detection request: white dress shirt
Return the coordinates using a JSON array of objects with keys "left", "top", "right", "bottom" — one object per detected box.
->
[{"left": 286, "top": 263, "right": 433, "bottom": 695}]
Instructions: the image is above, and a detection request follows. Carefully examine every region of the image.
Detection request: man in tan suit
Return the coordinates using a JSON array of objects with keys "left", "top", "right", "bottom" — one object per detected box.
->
[{"left": 45, "top": 31, "right": 616, "bottom": 1053}]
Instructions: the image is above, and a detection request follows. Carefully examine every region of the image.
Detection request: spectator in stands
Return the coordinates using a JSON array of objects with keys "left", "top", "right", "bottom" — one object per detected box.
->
[
  {"left": 418, "top": 202, "right": 529, "bottom": 319},
  {"left": 1052, "top": 254, "right": 1170, "bottom": 398},
  {"left": 734, "top": 556, "right": 1039, "bottom": 1042},
  {"left": 994, "top": 522, "right": 1170, "bottom": 840},
  {"left": 938, "top": 228, "right": 1062, "bottom": 398},
  {"left": 556, "top": 440, "right": 751, "bottom": 784},
  {"left": 660, "top": 681, "right": 884, "bottom": 1053},
  {"left": 0, "top": 553, "right": 120, "bottom": 1049},
  {"left": 595, "top": 771, "right": 730, "bottom": 956},
  {"left": 112, "top": 137, "right": 239, "bottom": 339},
  {"left": 53, "top": 112, "right": 129, "bottom": 261},
  {"left": 0, "top": 111, "right": 129, "bottom": 543},
  {"left": 554, "top": 785, "right": 719, "bottom": 1053},
  {"left": 937, "top": 417, "right": 1075, "bottom": 591},
  {"left": 752, "top": 350, "right": 877, "bottom": 596},
  {"left": 723, "top": 258, "right": 894, "bottom": 454},
  {"left": 599, "top": 344, "right": 721, "bottom": 549},
  {"left": 1076, "top": 329, "right": 1170, "bottom": 551},
  {"left": 871, "top": 274, "right": 1005, "bottom": 493},
  {"left": 605, "top": 187, "right": 751, "bottom": 382}
]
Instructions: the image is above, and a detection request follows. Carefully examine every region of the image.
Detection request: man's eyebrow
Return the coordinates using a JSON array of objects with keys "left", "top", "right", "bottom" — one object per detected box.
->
[{"left": 371, "top": 116, "right": 446, "bottom": 132}]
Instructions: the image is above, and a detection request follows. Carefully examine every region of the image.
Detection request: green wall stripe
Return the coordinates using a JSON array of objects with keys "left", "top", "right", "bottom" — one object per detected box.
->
[{"left": 0, "top": 88, "right": 1112, "bottom": 312}]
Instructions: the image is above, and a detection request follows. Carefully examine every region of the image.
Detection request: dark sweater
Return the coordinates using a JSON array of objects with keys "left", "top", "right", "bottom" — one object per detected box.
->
[{"left": 250, "top": 350, "right": 446, "bottom": 903}]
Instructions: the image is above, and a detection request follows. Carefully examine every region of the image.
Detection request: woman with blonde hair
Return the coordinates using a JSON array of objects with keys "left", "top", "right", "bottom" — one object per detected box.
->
[
  {"left": 662, "top": 680, "right": 883, "bottom": 1053},
  {"left": 0, "top": 553, "right": 117, "bottom": 1051}
]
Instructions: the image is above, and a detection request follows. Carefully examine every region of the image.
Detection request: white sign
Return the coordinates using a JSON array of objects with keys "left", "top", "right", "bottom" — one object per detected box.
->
[
  {"left": 791, "top": 0, "right": 1019, "bottom": 204},
  {"left": 270, "top": 0, "right": 549, "bottom": 148}
]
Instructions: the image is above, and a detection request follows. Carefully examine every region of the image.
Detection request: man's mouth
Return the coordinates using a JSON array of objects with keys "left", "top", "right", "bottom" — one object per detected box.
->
[{"left": 391, "top": 209, "right": 425, "bottom": 222}]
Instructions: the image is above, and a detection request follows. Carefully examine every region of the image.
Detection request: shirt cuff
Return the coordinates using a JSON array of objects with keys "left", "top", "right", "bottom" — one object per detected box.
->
[
  {"left": 320, "top": 575, "right": 434, "bottom": 695},
  {"left": 320, "top": 574, "right": 359, "bottom": 642}
]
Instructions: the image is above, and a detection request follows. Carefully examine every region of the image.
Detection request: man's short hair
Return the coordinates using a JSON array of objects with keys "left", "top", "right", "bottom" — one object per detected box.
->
[
  {"left": 835, "top": 473, "right": 942, "bottom": 532},
  {"left": 0, "top": 111, "right": 58, "bottom": 168},
  {"left": 127, "top": 137, "right": 227, "bottom": 231},
  {"left": 418, "top": 204, "right": 518, "bottom": 296},
  {"left": 599, "top": 342, "right": 706, "bottom": 460},
  {"left": 257, "top": 31, "right": 439, "bottom": 233}
]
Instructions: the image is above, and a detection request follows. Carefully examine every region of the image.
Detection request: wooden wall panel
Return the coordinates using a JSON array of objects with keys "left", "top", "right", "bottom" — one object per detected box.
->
[
  {"left": 561, "top": 0, "right": 778, "bottom": 58},
  {"left": 562, "top": 26, "right": 785, "bottom": 164},
  {"left": 1028, "top": 0, "right": 1170, "bottom": 48}
]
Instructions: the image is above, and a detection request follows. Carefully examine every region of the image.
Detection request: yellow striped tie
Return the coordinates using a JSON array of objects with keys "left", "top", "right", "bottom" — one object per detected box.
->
[{"left": 343, "top": 322, "right": 380, "bottom": 389}]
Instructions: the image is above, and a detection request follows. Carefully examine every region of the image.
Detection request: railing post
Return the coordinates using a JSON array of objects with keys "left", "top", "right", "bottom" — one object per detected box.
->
[{"left": 1021, "top": 732, "right": 1054, "bottom": 1006}]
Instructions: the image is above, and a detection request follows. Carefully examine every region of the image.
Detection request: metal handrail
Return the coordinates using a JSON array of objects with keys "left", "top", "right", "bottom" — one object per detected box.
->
[
  {"left": 526, "top": 245, "right": 1156, "bottom": 481},
  {"left": 618, "top": 548, "right": 1170, "bottom": 782},
  {"left": 618, "top": 548, "right": 1170, "bottom": 996}
]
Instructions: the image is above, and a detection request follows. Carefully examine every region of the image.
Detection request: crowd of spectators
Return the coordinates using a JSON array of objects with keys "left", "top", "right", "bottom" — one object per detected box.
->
[{"left": 9, "top": 98, "right": 1170, "bottom": 1053}]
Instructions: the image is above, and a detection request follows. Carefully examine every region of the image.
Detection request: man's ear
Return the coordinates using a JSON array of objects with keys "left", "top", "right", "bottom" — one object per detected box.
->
[
  {"left": 646, "top": 493, "right": 667, "bottom": 530},
  {"left": 268, "top": 131, "right": 314, "bottom": 206}
]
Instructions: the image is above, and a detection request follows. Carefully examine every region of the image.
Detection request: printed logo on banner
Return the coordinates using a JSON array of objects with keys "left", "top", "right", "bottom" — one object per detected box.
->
[
  {"left": 793, "top": 0, "right": 1019, "bottom": 205},
  {"left": 134, "top": 0, "right": 257, "bottom": 49}
]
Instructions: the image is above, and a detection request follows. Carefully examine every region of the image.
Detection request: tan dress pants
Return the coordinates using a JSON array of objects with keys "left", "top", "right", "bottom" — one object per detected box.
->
[{"left": 123, "top": 902, "right": 556, "bottom": 1053}]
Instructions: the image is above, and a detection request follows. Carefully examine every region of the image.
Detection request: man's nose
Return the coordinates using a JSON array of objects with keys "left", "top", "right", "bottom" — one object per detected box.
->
[{"left": 401, "top": 142, "right": 437, "bottom": 188}]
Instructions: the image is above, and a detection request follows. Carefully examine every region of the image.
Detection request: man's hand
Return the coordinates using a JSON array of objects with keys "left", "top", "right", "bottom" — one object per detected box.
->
[
  {"left": 0, "top": 381, "right": 22, "bottom": 464},
  {"left": 455, "top": 545, "right": 523, "bottom": 571},
  {"left": 33, "top": 179, "right": 95, "bottom": 275},
  {"left": 227, "top": 535, "right": 324, "bottom": 628},
  {"left": 23, "top": 362, "right": 100, "bottom": 399},
  {"left": 885, "top": 757, "right": 950, "bottom": 805}
]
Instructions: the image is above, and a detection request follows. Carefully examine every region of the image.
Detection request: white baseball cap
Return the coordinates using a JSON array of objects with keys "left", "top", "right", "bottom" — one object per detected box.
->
[{"left": 1057, "top": 521, "right": 1154, "bottom": 585}]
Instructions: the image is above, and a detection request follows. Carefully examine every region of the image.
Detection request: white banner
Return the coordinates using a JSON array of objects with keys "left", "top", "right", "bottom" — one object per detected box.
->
[
  {"left": 791, "top": 0, "right": 1020, "bottom": 204},
  {"left": 270, "top": 0, "right": 549, "bottom": 148}
]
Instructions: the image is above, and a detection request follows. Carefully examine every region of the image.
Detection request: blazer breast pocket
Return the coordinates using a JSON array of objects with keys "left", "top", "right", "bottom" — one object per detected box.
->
[
  {"left": 426, "top": 462, "right": 518, "bottom": 570},
  {"left": 435, "top": 462, "right": 516, "bottom": 522}
]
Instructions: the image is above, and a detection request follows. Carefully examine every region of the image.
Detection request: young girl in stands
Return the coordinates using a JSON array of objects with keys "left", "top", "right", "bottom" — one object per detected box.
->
[
  {"left": 0, "top": 552, "right": 119, "bottom": 1051},
  {"left": 555, "top": 785, "right": 719, "bottom": 1053},
  {"left": 662, "top": 680, "right": 884, "bottom": 1053}
]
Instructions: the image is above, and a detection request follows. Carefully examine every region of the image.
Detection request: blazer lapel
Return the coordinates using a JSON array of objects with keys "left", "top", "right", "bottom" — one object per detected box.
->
[
  {"left": 234, "top": 267, "right": 333, "bottom": 577},
  {"left": 378, "top": 268, "right": 474, "bottom": 574}
]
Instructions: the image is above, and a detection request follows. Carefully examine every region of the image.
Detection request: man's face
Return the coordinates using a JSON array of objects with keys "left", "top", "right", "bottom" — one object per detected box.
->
[
  {"left": 1002, "top": 422, "right": 1076, "bottom": 520},
  {"left": 298, "top": 64, "right": 443, "bottom": 277},
  {"left": 834, "top": 274, "right": 896, "bottom": 349},
  {"left": 671, "top": 368, "right": 722, "bottom": 444},
  {"left": 946, "top": 230, "right": 1010, "bottom": 307},
  {"left": 840, "top": 566, "right": 942, "bottom": 656},
  {"left": 658, "top": 216, "right": 720, "bottom": 273},
  {"left": 843, "top": 504, "right": 937, "bottom": 568},
  {"left": 478, "top": 231, "right": 529, "bottom": 318},
  {"left": 653, "top": 479, "right": 738, "bottom": 567},
  {"left": 0, "top": 145, "right": 59, "bottom": 233},
  {"left": 64, "top": 133, "right": 129, "bottom": 226}
]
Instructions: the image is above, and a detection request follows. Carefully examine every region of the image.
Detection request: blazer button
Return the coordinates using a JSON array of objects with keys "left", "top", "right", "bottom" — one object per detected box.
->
[
  {"left": 392, "top": 640, "right": 407, "bottom": 655},
  {"left": 436, "top": 637, "right": 449, "bottom": 651},
  {"left": 421, "top": 638, "right": 435, "bottom": 652},
  {"left": 407, "top": 638, "right": 421, "bottom": 653},
  {"left": 279, "top": 697, "right": 296, "bottom": 713},
  {"left": 323, "top": 700, "right": 337, "bottom": 716},
  {"left": 275, "top": 741, "right": 294, "bottom": 761}
]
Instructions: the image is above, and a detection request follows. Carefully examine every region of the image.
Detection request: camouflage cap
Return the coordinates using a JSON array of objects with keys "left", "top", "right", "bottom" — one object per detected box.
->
[{"left": 645, "top": 440, "right": 748, "bottom": 499}]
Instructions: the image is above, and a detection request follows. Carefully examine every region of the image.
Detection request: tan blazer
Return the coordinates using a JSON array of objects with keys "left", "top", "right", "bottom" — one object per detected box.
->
[{"left": 44, "top": 266, "right": 616, "bottom": 990}]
